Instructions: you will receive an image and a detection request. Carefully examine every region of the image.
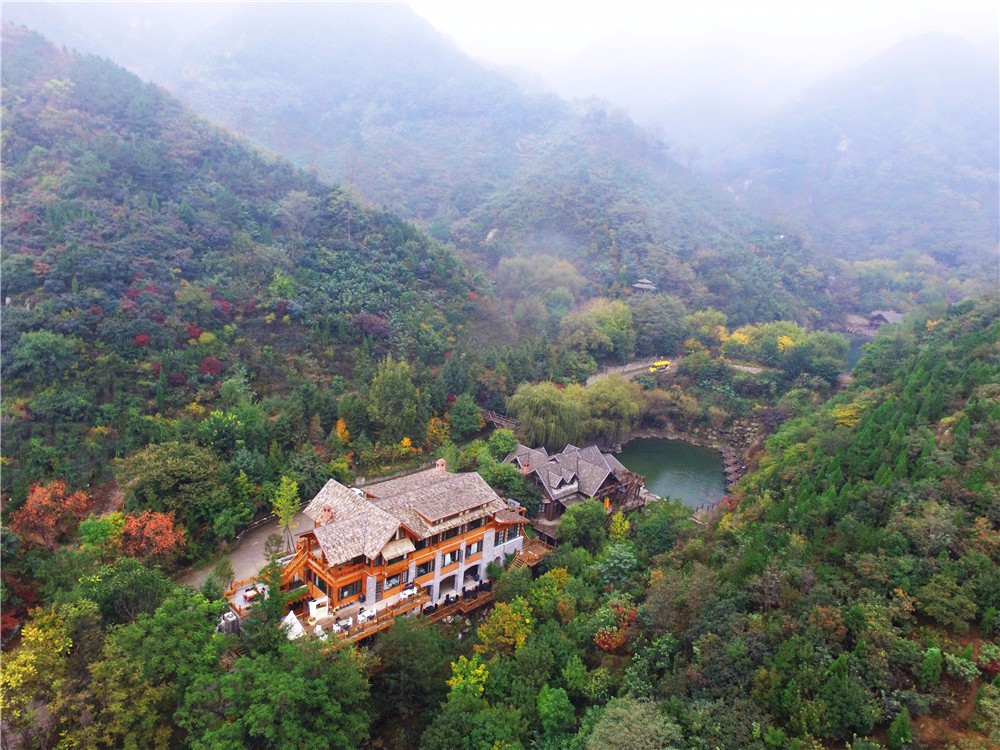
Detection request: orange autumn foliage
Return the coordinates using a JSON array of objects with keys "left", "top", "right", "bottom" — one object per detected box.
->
[
  {"left": 120, "top": 510, "right": 186, "bottom": 559},
  {"left": 10, "top": 480, "right": 90, "bottom": 550},
  {"left": 335, "top": 418, "right": 350, "bottom": 445}
]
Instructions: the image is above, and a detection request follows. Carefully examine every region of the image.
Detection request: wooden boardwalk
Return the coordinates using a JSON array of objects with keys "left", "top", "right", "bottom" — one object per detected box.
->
[
  {"left": 326, "top": 594, "right": 430, "bottom": 646},
  {"left": 481, "top": 410, "right": 519, "bottom": 431}
]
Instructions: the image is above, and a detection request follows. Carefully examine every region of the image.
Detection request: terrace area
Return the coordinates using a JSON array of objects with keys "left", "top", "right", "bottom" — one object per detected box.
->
[{"left": 223, "top": 539, "right": 553, "bottom": 647}]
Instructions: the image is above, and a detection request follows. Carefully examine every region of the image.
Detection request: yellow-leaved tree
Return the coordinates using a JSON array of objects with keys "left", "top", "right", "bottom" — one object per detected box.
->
[{"left": 474, "top": 596, "right": 533, "bottom": 656}]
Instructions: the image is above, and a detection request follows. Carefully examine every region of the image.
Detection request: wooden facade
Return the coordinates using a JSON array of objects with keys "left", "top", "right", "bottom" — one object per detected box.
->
[{"left": 280, "top": 463, "right": 529, "bottom": 617}]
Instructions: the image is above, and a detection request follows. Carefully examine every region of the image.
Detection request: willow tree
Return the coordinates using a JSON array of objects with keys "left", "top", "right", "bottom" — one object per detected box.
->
[
  {"left": 507, "top": 382, "right": 582, "bottom": 450},
  {"left": 582, "top": 375, "right": 642, "bottom": 444}
]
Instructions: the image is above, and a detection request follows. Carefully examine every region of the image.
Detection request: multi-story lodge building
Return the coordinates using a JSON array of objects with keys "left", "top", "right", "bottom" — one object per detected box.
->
[{"left": 280, "top": 460, "right": 528, "bottom": 615}]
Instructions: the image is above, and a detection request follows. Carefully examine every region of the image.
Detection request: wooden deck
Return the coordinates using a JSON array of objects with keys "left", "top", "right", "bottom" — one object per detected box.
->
[
  {"left": 514, "top": 538, "right": 552, "bottom": 568},
  {"left": 323, "top": 594, "right": 431, "bottom": 647},
  {"left": 423, "top": 589, "right": 496, "bottom": 624},
  {"left": 241, "top": 539, "right": 555, "bottom": 652}
]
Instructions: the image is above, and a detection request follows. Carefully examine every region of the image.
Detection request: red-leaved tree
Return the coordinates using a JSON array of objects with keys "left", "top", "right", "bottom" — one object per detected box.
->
[
  {"left": 199, "top": 355, "right": 222, "bottom": 376},
  {"left": 10, "top": 480, "right": 90, "bottom": 550},
  {"left": 120, "top": 510, "right": 186, "bottom": 560}
]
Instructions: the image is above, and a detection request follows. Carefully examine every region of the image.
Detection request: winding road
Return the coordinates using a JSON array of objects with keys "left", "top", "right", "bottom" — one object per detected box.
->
[
  {"left": 585, "top": 357, "right": 678, "bottom": 386},
  {"left": 174, "top": 510, "right": 313, "bottom": 589}
]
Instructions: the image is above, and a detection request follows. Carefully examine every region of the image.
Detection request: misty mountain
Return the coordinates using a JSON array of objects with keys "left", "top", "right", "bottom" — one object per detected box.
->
[
  {"left": 4, "top": 2, "right": 832, "bottom": 323},
  {"left": 708, "top": 33, "right": 999, "bottom": 269}
]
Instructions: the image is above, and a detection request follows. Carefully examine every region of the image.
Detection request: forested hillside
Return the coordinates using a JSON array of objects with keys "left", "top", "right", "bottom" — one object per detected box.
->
[
  {"left": 3, "top": 214, "right": 997, "bottom": 748},
  {"left": 710, "top": 33, "right": 999, "bottom": 272},
  {"left": 161, "top": 4, "right": 830, "bottom": 321},
  {"left": 0, "top": 26, "right": 481, "bottom": 515},
  {"left": 1, "top": 16, "right": 997, "bottom": 750},
  {"left": 6, "top": 6, "right": 993, "bottom": 325},
  {"left": 1, "top": 4, "right": 854, "bottom": 325}
]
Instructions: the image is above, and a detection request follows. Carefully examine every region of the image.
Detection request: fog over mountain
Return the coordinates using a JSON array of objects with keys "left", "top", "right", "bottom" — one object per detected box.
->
[
  {"left": 6, "top": 0, "right": 996, "bottom": 153},
  {"left": 708, "top": 32, "right": 999, "bottom": 268},
  {"left": 3, "top": 1, "right": 997, "bottom": 273}
]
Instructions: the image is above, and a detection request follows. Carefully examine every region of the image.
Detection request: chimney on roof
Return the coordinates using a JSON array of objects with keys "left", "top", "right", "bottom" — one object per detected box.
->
[
  {"left": 522, "top": 459, "right": 531, "bottom": 475},
  {"left": 436, "top": 458, "right": 447, "bottom": 472},
  {"left": 319, "top": 504, "right": 334, "bottom": 526}
]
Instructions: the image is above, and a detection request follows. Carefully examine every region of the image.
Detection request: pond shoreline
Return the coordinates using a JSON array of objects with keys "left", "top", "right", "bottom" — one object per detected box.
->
[{"left": 608, "top": 420, "right": 762, "bottom": 496}]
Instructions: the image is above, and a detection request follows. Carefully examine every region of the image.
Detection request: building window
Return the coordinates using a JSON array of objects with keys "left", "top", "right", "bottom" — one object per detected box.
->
[
  {"left": 509, "top": 525, "right": 521, "bottom": 540},
  {"left": 442, "top": 549, "right": 462, "bottom": 567},
  {"left": 385, "top": 570, "right": 409, "bottom": 590},
  {"left": 467, "top": 539, "right": 483, "bottom": 556},
  {"left": 414, "top": 537, "right": 429, "bottom": 550},
  {"left": 468, "top": 517, "right": 484, "bottom": 530},
  {"left": 338, "top": 580, "right": 362, "bottom": 601},
  {"left": 386, "top": 555, "right": 406, "bottom": 567},
  {"left": 442, "top": 526, "right": 460, "bottom": 541},
  {"left": 416, "top": 559, "right": 435, "bottom": 578},
  {"left": 494, "top": 529, "right": 507, "bottom": 546},
  {"left": 312, "top": 570, "right": 328, "bottom": 595}
]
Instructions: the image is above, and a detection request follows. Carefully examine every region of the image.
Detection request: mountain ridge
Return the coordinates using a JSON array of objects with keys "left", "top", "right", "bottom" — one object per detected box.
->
[{"left": 708, "top": 31, "right": 999, "bottom": 268}]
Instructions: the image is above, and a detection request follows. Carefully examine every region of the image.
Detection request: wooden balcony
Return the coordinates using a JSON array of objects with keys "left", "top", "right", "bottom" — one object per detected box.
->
[
  {"left": 423, "top": 589, "right": 495, "bottom": 624},
  {"left": 316, "top": 592, "right": 431, "bottom": 649}
]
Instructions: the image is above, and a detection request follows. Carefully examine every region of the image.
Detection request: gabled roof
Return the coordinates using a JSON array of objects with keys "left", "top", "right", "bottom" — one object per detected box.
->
[
  {"left": 870, "top": 309, "right": 904, "bottom": 325},
  {"left": 367, "top": 469, "right": 506, "bottom": 531},
  {"left": 302, "top": 469, "right": 508, "bottom": 565},
  {"left": 494, "top": 508, "right": 530, "bottom": 525},
  {"left": 303, "top": 480, "right": 368, "bottom": 523},
  {"left": 505, "top": 443, "right": 628, "bottom": 502},
  {"left": 305, "top": 479, "right": 400, "bottom": 565}
]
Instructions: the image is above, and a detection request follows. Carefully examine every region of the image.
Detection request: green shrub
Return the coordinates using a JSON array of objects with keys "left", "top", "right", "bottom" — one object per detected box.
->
[{"left": 918, "top": 647, "right": 943, "bottom": 690}]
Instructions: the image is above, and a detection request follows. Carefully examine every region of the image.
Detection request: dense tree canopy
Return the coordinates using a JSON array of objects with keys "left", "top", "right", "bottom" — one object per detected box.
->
[{"left": 1, "top": 20, "right": 997, "bottom": 750}]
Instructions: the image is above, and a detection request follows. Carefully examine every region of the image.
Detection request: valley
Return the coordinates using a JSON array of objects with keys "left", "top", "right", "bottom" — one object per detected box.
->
[{"left": 0, "top": 7, "right": 997, "bottom": 750}]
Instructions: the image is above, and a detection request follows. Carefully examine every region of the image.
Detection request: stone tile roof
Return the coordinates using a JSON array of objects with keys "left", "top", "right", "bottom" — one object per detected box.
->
[
  {"left": 870, "top": 309, "right": 904, "bottom": 325},
  {"left": 303, "top": 469, "right": 508, "bottom": 564},
  {"left": 505, "top": 443, "right": 627, "bottom": 503},
  {"left": 362, "top": 465, "right": 456, "bottom": 498},
  {"left": 310, "top": 490, "right": 400, "bottom": 566},
  {"left": 303, "top": 479, "right": 368, "bottom": 523},
  {"left": 380, "top": 537, "right": 416, "bottom": 559},
  {"left": 371, "top": 471, "right": 507, "bottom": 535},
  {"left": 494, "top": 508, "right": 529, "bottom": 525}
]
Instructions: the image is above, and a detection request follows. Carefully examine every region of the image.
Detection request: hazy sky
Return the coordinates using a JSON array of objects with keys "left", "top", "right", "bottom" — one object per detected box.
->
[
  {"left": 5, "top": 0, "right": 996, "bottom": 145},
  {"left": 408, "top": 0, "right": 997, "bottom": 72},
  {"left": 408, "top": 0, "right": 998, "bottom": 133}
]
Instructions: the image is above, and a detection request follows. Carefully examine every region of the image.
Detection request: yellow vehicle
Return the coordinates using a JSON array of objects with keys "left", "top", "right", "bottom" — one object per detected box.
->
[{"left": 648, "top": 360, "right": 671, "bottom": 373}]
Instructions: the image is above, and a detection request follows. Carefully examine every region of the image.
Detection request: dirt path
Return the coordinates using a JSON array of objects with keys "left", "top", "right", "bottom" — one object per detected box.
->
[
  {"left": 729, "top": 362, "right": 766, "bottom": 374},
  {"left": 585, "top": 357, "right": 679, "bottom": 386},
  {"left": 174, "top": 510, "right": 313, "bottom": 589}
]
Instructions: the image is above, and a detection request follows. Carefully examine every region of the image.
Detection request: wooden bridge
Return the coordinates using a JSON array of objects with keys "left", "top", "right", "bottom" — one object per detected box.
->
[{"left": 481, "top": 410, "right": 519, "bottom": 431}]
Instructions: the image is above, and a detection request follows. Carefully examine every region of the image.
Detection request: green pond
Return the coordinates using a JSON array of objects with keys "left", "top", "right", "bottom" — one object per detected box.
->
[{"left": 616, "top": 437, "right": 726, "bottom": 509}]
